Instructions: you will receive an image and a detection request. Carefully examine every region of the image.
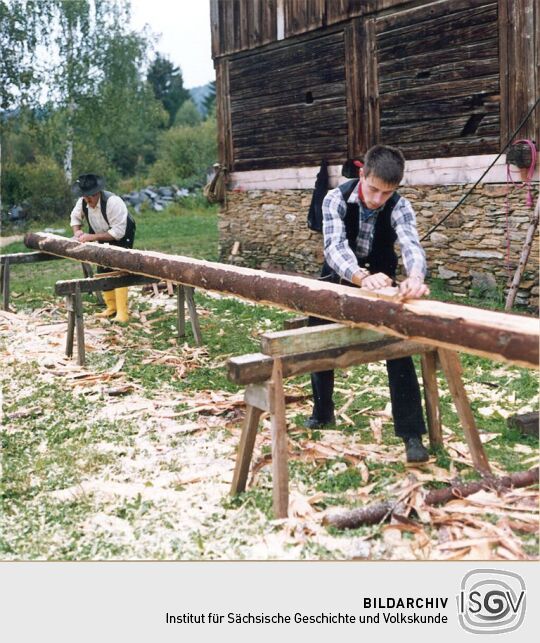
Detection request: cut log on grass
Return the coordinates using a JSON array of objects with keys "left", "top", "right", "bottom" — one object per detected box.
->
[
  {"left": 324, "top": 468, "right": 539, "bottom": 530},
  {"left": 25, "top": 232, "right": 539, "bottom": 368}
]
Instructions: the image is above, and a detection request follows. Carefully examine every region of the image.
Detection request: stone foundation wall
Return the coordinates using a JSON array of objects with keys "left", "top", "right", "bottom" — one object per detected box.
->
[{"left": 219, "top": 184, "right": 539, "bottom": 308}]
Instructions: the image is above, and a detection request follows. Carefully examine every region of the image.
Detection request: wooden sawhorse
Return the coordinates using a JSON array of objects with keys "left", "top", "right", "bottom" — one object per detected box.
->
[
  {"left": 0, "top": 251, "right": 101, "bottom": 311},
  {"left": 55, "top": 273, "right": 203, "bottom": 365},
  {"left": 227, "top": 323, "right": 491, "bottom": 518}
]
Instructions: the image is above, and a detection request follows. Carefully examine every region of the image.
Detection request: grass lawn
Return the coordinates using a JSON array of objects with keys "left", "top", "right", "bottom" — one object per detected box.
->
[{"left": 1, "top": 202, "right": 538, "bottom": 560}]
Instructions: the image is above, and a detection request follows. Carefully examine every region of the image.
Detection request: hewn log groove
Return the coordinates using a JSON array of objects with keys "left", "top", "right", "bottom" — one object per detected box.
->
[{"left": 25, "top": 233, "right": 539, "bottom": 368}]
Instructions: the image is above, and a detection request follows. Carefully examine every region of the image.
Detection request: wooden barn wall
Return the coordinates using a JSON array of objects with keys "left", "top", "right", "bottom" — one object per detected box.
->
[
  {"left": 211, "top": 0, "right": 417, "bottom": 57},
  {"left": 227, "top": 30, "right": 348, "bottom": 171},
  {"left": 210, "top": 0, "right": 277, "bottom": 58},
  {"left": 214, "top": 0, "right": 537, "bottom": 170},
  {"left": 499, "top": 0, "right": 539, "bottom": 144},
  {"left": 373, "top": 0, "right": 501, "bottom": 159}
]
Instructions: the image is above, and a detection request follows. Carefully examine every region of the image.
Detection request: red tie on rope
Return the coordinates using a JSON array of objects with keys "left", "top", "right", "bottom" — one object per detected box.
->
[{"left": 505, "top": 139, "right": 538, "bottom": 271}]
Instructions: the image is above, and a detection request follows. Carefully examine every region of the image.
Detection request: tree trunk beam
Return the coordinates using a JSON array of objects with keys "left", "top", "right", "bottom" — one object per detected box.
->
[{"left": 24, "top": 233, "right": 539, "bottom": 368}]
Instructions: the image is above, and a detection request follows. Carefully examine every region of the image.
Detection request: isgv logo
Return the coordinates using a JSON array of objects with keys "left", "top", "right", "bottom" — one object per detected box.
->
[{"left": 457, "top": 569, "right": 526, "bottom": 634}]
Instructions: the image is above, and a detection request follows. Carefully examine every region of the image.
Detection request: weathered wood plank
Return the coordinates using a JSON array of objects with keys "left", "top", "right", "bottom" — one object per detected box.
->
[
  {"left": 185, "top": 286, "right": 202, "bottom": 346},
  {"left": 377, "top": 21, "right": 498, "bottom": 62},
  {"left": 381, "top": 113, "right": 500, "bottom": 144},
  {"left": 55, "top": 274, "right": 158, "bottom": 295},
  {"left": 284, "top": 0, "right": 324, "bottom": 38},
  {"left": 377, "top": 3, "right": 497, "bottom": 42},
  {"left": 74, "top": 285, "right": 85, "bottom": 366},
  {"left": 380, "top": 95, "right": 499, "bottom": 126},
  {"left": 379, "top": 58, "right": 499, "bottom": 94},
  {"left": 0, "top": 251, "right": 61, "bottom": 265},
  {"left": 230, "top": 404, "right": 264, "bottom": 494},
  {"left": 227, "top": 341, "right": 447, "bottom": 385},
  {"left": 344, "top": 20, "right": 363, "bottom": 158},
  {"left": 65, "top": 295, "right": 75, "bottom": 358},
  {"left": 396, "top": 137, "right": 500, "bottom": 159},
  {"left": 270, "top": 357, "right": 289, "bottom": 518},
  {"left": 260, "top": 323, "right": 387, "bottom": 356},
  {"left": 379, "top": 76, "right": 500, "bottom": 109},
  {"left": 378, "top": 38, "right": 498, "bottom": 75},
  {"left": 244, "top": 383, "right": 271, "bottom": 412},
  {"left": 365, "top": 18, "right": 380, "bottom": 148},
  {"left": 25, "top": 233, "right": 540, "bottom": 368},
  {"left": 2, "top": 259, "right": 10, "bottom": 311},
  {"left": 498, "top": 0, "right": 510, "bottom": 145},
  {"left": 177, "top": 284, "right": 186, "bottom": 338},
  {"left": 420, "top": 351, "right": 443, "bottom": 448}
]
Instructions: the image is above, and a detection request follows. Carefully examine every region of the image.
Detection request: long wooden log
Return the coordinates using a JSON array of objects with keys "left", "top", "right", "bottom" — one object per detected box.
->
[
  {"left": 24, "top": 233, "right": 539, "bottom": 368},
  {"left": 324, "top": 468, "right": 539, "bottom": 530}
]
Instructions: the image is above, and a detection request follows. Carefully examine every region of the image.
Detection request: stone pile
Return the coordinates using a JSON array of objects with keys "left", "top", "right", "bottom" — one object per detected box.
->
[{"left": 122, "top": 186, "right": 190, "bottom": 213}]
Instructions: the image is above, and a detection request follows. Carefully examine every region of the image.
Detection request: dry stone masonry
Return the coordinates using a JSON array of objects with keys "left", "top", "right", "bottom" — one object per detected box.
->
[{"left": 219, "top": 184, "right": 539, "bottom": 309}]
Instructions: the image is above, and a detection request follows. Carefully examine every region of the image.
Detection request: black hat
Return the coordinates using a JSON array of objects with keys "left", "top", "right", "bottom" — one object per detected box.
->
[{"left": 72, "top": 174, "right": 105, "bottom": 197}]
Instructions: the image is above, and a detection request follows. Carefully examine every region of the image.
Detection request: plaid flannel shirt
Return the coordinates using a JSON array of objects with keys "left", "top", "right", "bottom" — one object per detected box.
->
[{"left": 322, "top": 184, "right": 427, "bottom": 283}]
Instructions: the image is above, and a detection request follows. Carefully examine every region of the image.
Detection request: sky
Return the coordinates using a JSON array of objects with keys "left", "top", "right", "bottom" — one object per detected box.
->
[{"left": 130, "top": 0, "right": 214, "bottom": 88}]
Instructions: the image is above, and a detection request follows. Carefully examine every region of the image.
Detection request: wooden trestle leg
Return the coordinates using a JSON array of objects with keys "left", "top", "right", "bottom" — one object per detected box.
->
[
  {"left": 438, "top": 349, "right": 491, "bottom": 474},
  {"left": 420, "top": 351, "right": 443, "bottom": 448}
]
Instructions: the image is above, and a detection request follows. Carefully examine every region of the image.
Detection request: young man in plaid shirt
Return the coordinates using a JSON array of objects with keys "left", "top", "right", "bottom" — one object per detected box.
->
[{"left": 307, "top": 145, "right": 431, "bottom": 463}]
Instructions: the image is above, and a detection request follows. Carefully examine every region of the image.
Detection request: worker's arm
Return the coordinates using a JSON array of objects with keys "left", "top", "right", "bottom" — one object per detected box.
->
[
  {"left": 392, "top": 198, "right": 429, "bottom": 299},
  {"left": 77, "top": 231, "right": 115, "bottom": 243}
]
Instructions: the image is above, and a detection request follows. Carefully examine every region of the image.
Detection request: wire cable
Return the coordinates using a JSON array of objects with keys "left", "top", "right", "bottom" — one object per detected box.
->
[{"left": 419, "top": 96, "right": 540, "bottom": 242}]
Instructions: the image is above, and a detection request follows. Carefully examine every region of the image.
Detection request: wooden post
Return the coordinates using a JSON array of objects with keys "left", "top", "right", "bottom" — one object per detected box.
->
[
  {"left": 177, "top": 285, "right": 186, "bottom": 338},
  {"left": 230, "top": 404, "right": 264, "bottom": 495},
  {"left": 74, "top": 284, "right": 85, "bottom": 366},
  {"left": 420, "top": 351, "right": 443, "bottom": 448},
  {"left": 438, "top": 349, "right": 491, "bottom": 474},
  {"left": 81, "top": 262, "right": 104, "bottom": 304},
  {"left": 505, "top": 195, "right": 539, "bottom": 310},
  {"left": 185, "top": 286, "right": 202, "bottom": 346},
  {"left": 2, "top": 258, "right": 10, "bottom": 311},
  {"left": 65, "top": 295, "right": 75, "bottom": 358},
  {"left": 270, "top": 357, "right": 289, "bottom": 518}
]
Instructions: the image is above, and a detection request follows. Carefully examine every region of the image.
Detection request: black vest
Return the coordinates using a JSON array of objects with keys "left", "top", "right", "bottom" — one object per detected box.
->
[
  {"left": 82, "top": 190, "right": 136, "bottom": 249},
  {"left": 320, "top": 179, "right": 400, "bottom": 285}
]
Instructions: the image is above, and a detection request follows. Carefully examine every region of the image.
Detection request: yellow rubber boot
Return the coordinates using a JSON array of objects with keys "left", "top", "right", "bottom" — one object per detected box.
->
[
  {"left": 96, "top": 289, "right": 117, "bottom": 318},
  {"left": 113, "top": 287, "right": 129, "bottom": 323}
]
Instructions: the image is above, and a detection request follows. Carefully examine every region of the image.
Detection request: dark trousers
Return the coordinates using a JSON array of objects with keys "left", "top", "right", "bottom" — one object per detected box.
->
[{"left": 308, "top": 317, "right": 426, "bottom": 439}]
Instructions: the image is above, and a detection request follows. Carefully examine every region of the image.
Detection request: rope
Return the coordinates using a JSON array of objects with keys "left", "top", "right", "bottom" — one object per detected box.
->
[{"left": 420, "top": 96, "right": 540, "bottom": 242}]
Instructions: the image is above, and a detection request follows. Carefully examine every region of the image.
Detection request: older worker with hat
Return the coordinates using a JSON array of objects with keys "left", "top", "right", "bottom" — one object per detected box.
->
[{"left": 70, "top": 173, "right": 136, "bottom": 323}]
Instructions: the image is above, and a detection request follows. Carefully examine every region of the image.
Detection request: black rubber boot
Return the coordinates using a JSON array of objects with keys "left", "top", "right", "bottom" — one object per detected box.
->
[
  {"left": 303, "top": 414, "right": 336, "bottom": 430},
  {"left": 403, "top": 436, "right": 429, "bottom": 463}
]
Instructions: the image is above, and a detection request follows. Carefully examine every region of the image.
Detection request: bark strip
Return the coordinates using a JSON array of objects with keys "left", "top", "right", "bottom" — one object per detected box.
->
[{"left": 25, "top": 232, "right": 539, "bottom": 368}]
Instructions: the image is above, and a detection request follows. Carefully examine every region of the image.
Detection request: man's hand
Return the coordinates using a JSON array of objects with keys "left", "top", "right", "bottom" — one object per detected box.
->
[
  {"left": 78, "top": 233, "right": 96, "bottom": 243},
  {"left": 360, "top": 272, "right": 393, "bottom": 290},
  {"left": 399, "top": 275, "right": 430, "bottom": 299}
]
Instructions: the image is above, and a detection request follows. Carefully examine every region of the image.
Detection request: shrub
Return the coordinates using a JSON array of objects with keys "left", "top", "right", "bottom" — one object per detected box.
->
[
  {"left": 24, "top": 157, "right": 72, "bottom": 219},
  {"left": 148, "top": 118, "right": 217, "bottom": 187},
  {"left": 1, "top": 163, "right": 29, "bottom": 207}
]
